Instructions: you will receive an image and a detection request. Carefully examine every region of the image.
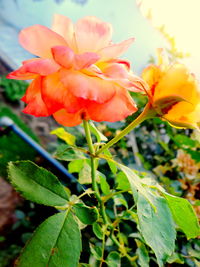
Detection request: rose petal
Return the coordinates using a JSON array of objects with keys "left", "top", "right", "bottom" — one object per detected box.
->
[
  {"left": 87, "top": 63, "right": 146, "bottom": 92},
  {"left": 87, "top": 87, "right": 137, "bottom": 122},
  {"left": 75, "top": 16, "right": 112, "bottom": 53},
  {"left": 7, "top": 58, "right": 40, "bottom": 80},
  {"left": 74, "top": 52, "right": 100, "bottom": 70},
  {"left": 22, "top": 58, "right": 41, "bottom": 65},
  {"left": 53, "top": 109, "right": 84, "bottom": 127},
  {"left": 22, "top": 77, "right": 49, "bottom": 116},
  {"left": 51, "top": 14, "right": 77, "bottom": 51},
  {"left": 142, "top": 64, "right": 162, "bottom": 97},
  {"left": 7, "top": 58, "right": 60, "bottom": 80},
  {"left": 41, "top": 71, "right": 84, "bottom": 114},
  {"left": 101, "top": 63, "right": 128, "bottom": 79},
  {"left": 23, "top": 58, "right": 60, "bottom": 75},
  {"left": 19, "top": 25, "right": 68, "bottom": 58},
  {"left": 113, "top": 59, "right": 131, "bottom": 70},
  {"left": 154, "top": 64, "right": 199, "bottom": 105},
  {"left": 98, "top": 38, "right": 134, "bottom": 61},
  {"left": 51, "top": 46, "right": 74, "bottom": 69},
  {"left": 60, "top": 69, "right": 116, "bottom": 103},
  {"left": 163, "top": 101, "right": 198, "bottom": 128},
  {"left": 127, "top": 72, "right": 149, "bottom": 92},
  {"left": 6, "top": 70, "right": 37, "bottom": 80}
]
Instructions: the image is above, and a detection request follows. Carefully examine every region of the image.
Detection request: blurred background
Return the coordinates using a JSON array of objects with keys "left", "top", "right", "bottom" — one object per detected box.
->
[
  {"left": 0, "top": 0, "right": 165, "bottom": 72},
  {"left": 0, "top": 1, "right": 199, "bottom": 266}
]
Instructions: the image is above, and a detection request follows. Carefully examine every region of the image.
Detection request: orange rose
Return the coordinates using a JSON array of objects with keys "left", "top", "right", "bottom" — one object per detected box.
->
[
  {"left": 7, "top": 14, "right": 145, "bottom": 126},
  {"left": 142, "top": 52, "right": 200, "bottom": 129}
]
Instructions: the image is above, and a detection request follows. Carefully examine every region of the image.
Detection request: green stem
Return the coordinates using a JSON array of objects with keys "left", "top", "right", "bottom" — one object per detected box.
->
[
  {"left": 111, "top": 234, "right": 137, "bottom": 264},
  {"left": 96, "top": 103, "right": 155, "bottom": 155},
  {"left": 99, "top": 225, "right": 107, "bottom": 267},
  {"left": 83, "top": 120, "right": 108, "bottom": 225},
  {"left": 83, "top": 120, "right": 95, "bottom": 155}
]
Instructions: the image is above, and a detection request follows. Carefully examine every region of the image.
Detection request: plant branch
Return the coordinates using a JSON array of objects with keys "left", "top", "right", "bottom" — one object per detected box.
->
[
  {"left": 83, "top": 120, "right": 108, "bottom": 225},
  {"left": 83, "top": 120, "right": 95, "bottom": 155},
  {"left": 99, "top": 225, "right": 107, "bottom": 267}
]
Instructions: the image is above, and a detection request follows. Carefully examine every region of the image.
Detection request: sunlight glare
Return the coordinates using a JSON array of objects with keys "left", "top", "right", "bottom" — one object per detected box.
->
[{"left": 137, "top": 0, "right": 200, "bottom": 78}]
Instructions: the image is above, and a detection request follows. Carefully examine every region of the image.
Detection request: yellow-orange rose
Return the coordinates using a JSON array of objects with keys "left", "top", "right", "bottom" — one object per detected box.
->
[{"left": 142, "top": 59, "right": 200, "bottom": 129}]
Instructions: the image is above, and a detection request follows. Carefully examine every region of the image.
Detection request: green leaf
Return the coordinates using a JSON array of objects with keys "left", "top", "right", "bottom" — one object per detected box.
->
[
  {"left": 118, "top": 232, "right": 128, "bottom": 246},
  {"left": 103, "top": 149, "right": 117, "bottom": 174},
  {"left": 185, "top": 149, "right": 200, "bottom": 163},
  {"left": 16, "top": 210, "right": 81, "bottom": 267},
  {"left": 173, "top": 134, "right": 197, "bottom": 148},
  {"left": 8, "top": 161, "right": 69, "bottom": 206},
  {"left": 106, "top": 251, "right": 121, "bottom": 267},
  {"left": 50, "top": 127, "right": 76, "bottom": 145},
  {"left": 78, "top": 161, "right": 100, "bottom": 184},
  {"left": 100, "top": 176, "right": 110, "bottom": 195},
  {"left": 78, "top": 162, "right": 92, "bottom": 184},
  {"left": 137, "top": 191, "right": 176, "bottom": 267},
  {"left": 187, "top": 244, "right": 200, "bottom": 259},
  {"left": 139, "top": 178, "right": 200, "bottom": 239},
  {"left": 113, "top": 194, "right": 128, "bottom": 209},
  {"left": 92, "top": 222, "right": 103, "bottom": 240},
  {"left": 119, "top": 164, "right": 156, "bottom": 209},
  {"left": 68, "top": 159, "right": 84, "bottom": 173},
  {"left": 116, "top": 171, "right": 131, "bottom": 191},
  {"left": 136, "top": 240, "right": 150, "bottom": 267},
  {"left": 89, "top": 122, "right": 108, "bottom": 142},
  {"left": 167, "top": 253, "right": 184, "bottom": 264},
  {"left": 55, "top": 144, "right": 86, "bottom": 161},
  {"left": 89, "top": 244, "right": 102, "bottom": 260},
  {"left": 163, "top": 193, "right": 200, "bottom": 239},
  {"left": 73, "top": 203, "right": 99, "bottom": 225}
]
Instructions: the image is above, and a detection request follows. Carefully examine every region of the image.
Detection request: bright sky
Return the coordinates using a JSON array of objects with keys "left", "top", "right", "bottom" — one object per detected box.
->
[{"left": 137, "top": 0, "right": 200, "bottom": 78}]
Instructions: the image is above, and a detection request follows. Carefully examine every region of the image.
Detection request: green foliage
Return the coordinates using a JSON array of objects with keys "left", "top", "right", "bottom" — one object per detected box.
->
[
  {"left": 50, "top": 127, "right": 76, "bottom": 145},
  {"left": 78, "top": 161, "right": 92, "bottom": 184},
  {"left": 7, "top": 160, "right": 89, "bottom": 266},
  {"left": 113, "top": 194, "right": 128, "bottom": 210},
  {"left": 116, "top": 171, "right": 131, "bottom": 191},
  {"left": 136, "top": 240, "right": 150, "bottom": 267},
  {"left": 106, "top": 251, "right": 121, "bottom": 267},
  {"left": 167, "top": 252, "right": 184, "bottom": 264},
  {"left": 55, "top": 144, "right": 86, "bottom": 161},
  {"left": 163, "top": 193, "right": 200, "bottom": 239},
  {"left": 119, "top": 164, "right": 156, "bottom": 209},
  {"left": 68, "top": 159, "right": 85, "bottom": 173},
  {"left": 0, "top": 106, "right": 38, "bottom": 177},
  {"left": 8, "top": 161, "right": 69, "bottom": 206},
  {"left": 73, "top": 203, "right": 99, "bottom": 224},
  {"left": 92, "top": 222, "right": 103, "bottom": 240},
  {"left": 89, "top": 244, "right": 102, "bottom": 260},
  {"left": 16, "top": 211, "right": 81, "bottom": 267},
  {"left": 103, "top": 149, "right": 118, "bottom": 174},
  {"left": 137, "top": 191, "right": 176, "bottom": 267},
  {"left": 185, "top": 149, "right": 200, "bottom": 162},
  {"left": 89, "top": 122, "right": 108, "bottom": 143},
  {"left": 4, "top": 89, "right": 200, "bottom": 267},
  {"left": 173, "top": 134, "right": 197, "bottom": 148},
  {"left": 0, "top": 76, "right": 28, "bottom": 102},
  {"left": 0, "top": 245, "right": 21, "bottom": 267},
  {"left": 99, "top": 175, "right": 110, "bottom": 195}
]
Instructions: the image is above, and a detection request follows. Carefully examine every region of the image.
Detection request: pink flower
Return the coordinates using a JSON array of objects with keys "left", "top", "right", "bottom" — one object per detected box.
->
[{"left": 7, "top": 14, "right": 145, "bottom": 126}]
